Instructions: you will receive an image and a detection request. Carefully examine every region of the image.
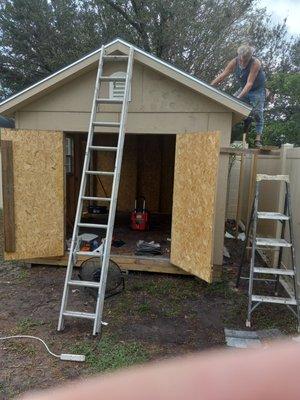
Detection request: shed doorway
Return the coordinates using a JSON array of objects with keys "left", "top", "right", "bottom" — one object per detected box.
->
[{"left": 65, "top": 132, "right": 176, "bottom": 259}]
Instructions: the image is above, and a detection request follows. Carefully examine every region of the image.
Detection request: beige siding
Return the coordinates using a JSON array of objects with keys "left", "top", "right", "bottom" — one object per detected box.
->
[{"left": 16, "top": 62, "right": 230, "bottom": 134}]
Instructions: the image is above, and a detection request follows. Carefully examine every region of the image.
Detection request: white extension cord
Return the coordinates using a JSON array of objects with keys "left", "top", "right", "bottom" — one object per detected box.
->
[{"left": 0, "top": 335, "right": 85, "bottom": 362}]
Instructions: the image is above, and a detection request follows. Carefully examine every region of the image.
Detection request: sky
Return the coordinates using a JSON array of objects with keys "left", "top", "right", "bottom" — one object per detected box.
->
[{"left": 258, "top": 0, "right": 300, "bottom": 35}]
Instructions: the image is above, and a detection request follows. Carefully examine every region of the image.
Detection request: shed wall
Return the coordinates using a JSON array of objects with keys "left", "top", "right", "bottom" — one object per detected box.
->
[{"left": 13, "top": 62, "right": 232, "bottom": 273}]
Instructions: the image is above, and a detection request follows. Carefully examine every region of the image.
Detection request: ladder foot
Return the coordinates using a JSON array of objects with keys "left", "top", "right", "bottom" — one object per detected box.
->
[
  {"left": 245, "top": 320, "right": 251, "bottom": 328},
  {"left": 57, "top": 319, "right": 65, "bottom": 332},
  {"left": 57, "top": 325, "right": 65, "bottom": 332}
]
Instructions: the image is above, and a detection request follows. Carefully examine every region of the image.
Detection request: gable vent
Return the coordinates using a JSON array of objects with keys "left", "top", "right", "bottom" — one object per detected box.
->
[{"left": 109, "top": 72, "right": 130, "bottom": 100}]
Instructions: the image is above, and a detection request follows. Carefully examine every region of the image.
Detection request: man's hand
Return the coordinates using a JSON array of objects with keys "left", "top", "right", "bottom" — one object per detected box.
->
[{"left": 211, "top": 58, "right": 236, "bottom": 86}]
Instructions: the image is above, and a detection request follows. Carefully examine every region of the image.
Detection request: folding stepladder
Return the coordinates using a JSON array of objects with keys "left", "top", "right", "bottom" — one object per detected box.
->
[
  {"left": 58, "top": 45, "right": 134, "bottom": 335},
  {"left": 236, "top": 174, "right": 300, "bottom": 330}
]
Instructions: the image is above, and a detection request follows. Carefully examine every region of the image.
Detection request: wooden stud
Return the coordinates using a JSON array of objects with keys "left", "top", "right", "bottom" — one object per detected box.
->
[
  {"left": 220, "top": 147, "right": 280, "bottom": 156},
  {"left": 246, "top": 152, "right": 258, "bottom": 228},
  {"left": 235, "top": 133, "right": 246, "bottom": 237},
  {"left": 1, "top": 140, "right": 15, "bottom": 252}
]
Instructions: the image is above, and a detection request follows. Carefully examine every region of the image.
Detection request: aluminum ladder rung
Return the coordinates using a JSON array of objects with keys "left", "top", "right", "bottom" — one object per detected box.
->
[
  {"left": 256, "top": 174, "right": 289, "bottom": 182},
  {"left": 257, "top": 212, "right": 289, "bottom": 220},
  {"left": 246, "top": 246, "right": 283, "bottom": 251},
  {"left": 103, "top": 55, "right": 128, "bottom": 61},
  {"left": 81, "top": 196, "right": 111, "bottom": 202},
  {"left": 86, "top": 170, "right": 114, "bottom": 176},
  {"left": 77, "top": 223, "right": 107, "bottom": 229},
  {"left": 76, "top": 251, "right": 102, "bottom": 257},
  {"left": 253, "top": 267, "right": 295, "bottom": 276},
  {"left": 58, "top": 45, "right": 135, "bottom": 335},
  {"left": 251, "top": 295, "right": 297, "bottom": 305},
  {"left": 92, "top": 122, "right": 120, "bottom": 127},
  {"left": 63, "top": 311, "right": 96, "bottom": 320},
  {"left": 256, "top": 238, "right": 291, "bottom": 247},
  {"left": 68, "top": 280, "right": 100, "bottom": 288},
  {"left": 96, "top": 98, "right": 123, "bottom": 104},
  {"left": 89, "top": 146, "right": 118, "bottom": 152},
  {"left": 99, "top": 76, "right": 126, "bottom": 82}
]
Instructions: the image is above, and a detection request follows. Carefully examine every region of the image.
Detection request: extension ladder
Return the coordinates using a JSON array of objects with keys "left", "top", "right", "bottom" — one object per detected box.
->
[
  {"left": 58, "top": 45, "right": 134, "bottom": 335},
  {"left": 236, "top": 174, "right": 300, "bottom": 330}
]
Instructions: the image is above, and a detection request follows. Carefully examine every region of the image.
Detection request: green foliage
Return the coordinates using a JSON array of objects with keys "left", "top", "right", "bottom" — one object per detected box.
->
[
  {"left": 14, "top": 317, "right": 45, "bottom": 334},
  {"left": 0, "top": 0, "right": 297, "bottom": 100},
  {"left": 71, "top": 336, "right": 149, "bottom": 373},
  {"left": 231, "top": 72, "right": 299, "bottom": 146},
  {"left": 264, "top": 72, "right": 300, "bottom": 146},
  {"left": 0, "top": 1, "right": 298, "bottom": 145},
  {"left": 137, "top": 301, "right": 151, "bottom": 314}
]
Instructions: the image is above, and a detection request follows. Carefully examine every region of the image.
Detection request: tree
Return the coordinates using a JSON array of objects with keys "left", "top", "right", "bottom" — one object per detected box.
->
[
  {"left": 0, "top": 0, "right": 84, "bottom": 96},
  {"left": 263, "top": 72, "right": 300, "bottom": 146},
  {"left": 1, "top": 0, "right": 296, "bottom": 100},
  {"left": 0, "top": 0, "right": 298, "bottom": 146}
]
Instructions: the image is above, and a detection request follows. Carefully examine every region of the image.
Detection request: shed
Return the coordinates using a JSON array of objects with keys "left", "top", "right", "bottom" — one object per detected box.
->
[{"left": 0, "top": 39, "right": 251, "bottom": 283}]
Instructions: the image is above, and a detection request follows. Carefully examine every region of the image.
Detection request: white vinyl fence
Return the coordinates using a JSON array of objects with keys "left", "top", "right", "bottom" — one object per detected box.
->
[{"left": 227, "top": 144, "right": 300, "bottom": 286}]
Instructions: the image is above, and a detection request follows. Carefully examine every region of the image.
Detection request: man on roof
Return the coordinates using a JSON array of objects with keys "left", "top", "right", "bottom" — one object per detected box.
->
[{"left": 211, "top": 44, "right": 266, "bottom": 148}]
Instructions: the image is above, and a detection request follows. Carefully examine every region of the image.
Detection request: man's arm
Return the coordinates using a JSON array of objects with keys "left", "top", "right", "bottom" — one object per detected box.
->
[
  {"left": 237, "top": 59, "right": 261, "bottom": 98},
  {"left": 211, "top": 59, "right": 236, "bottom": 86}
]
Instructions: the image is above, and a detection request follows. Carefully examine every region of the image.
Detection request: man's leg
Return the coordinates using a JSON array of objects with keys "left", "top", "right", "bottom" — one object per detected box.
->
[
  {"left": 237, "top": 91, "right": 252, "bottom": 141},
  {"left": 249, "top": 89, "right": 265, "bottom": 148},
  {"left": 243, "top": 116, "right": 252, "bottom": 135}
]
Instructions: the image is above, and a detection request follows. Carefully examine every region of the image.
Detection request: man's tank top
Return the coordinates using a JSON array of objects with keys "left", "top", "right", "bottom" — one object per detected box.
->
[{"left": 235, "top": 57, "right": 266, "bottom": 91}]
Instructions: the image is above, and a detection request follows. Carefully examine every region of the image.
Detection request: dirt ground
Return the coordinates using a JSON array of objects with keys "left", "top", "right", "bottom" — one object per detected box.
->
[{"left": 0, "top": 220, "right": 297, "bottom": 398}]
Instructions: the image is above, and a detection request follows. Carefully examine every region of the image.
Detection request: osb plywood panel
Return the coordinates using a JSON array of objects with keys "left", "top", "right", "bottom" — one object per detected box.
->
[
  {"left": 170, "top": 131, "right": 220, "bottom": 283},
  {"left": 2, "top": 129, "right": 65, "bottom": 260}
]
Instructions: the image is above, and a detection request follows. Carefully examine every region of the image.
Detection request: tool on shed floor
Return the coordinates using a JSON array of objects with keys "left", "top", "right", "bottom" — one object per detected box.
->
[
  {"left": 130, "top": 196, "right": 149, "bottom": 231},
  {"left": 58, "top": 45, "right": 134, "bottom": 335},
  {"left": 236, "top": 174, "right": 300, "bottom": 331}
]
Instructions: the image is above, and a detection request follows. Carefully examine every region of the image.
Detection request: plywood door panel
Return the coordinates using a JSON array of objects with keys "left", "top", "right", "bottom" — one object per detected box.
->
[
  {"left": 170, "top": 132, "right": 220, "bottom": 283},
  {"left": 1, "top": 129, "right": 65, "bottom": 260}
]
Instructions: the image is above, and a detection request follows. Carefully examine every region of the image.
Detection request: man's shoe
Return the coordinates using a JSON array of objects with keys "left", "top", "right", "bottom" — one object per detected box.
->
[{"left": 254, "top": 139, "right": 263, "bottom": 148}]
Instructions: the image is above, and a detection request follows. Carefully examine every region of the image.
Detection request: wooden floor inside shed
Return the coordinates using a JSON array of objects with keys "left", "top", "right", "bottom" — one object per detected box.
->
[{"left": 79, "top": 211, "right": 171, "bottom": 257}]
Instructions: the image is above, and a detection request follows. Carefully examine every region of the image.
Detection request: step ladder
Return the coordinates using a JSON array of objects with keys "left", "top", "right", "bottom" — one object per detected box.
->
[
  {"left": 57, "top": 45, "right": 134, "bottom": 335},
  {"left": 236, "top": 174, "right": 300, "bottom": 330}
]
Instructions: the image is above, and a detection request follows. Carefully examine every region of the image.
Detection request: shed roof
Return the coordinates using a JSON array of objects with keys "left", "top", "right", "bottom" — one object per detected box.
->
[
  {"left": 0, "top": 115, "right": 15, "bottom": 128},
  {"left": 0, "top": 38, "right": 251, "bottom": 120}
]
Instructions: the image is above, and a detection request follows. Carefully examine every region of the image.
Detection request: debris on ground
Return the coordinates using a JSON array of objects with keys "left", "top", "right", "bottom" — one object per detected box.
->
[
  {"left": 224, "top": 328, "right": 284, "bottom": 349},
  {"left": 223, "top": 246, "right": 230, "bottom": 259},
  {"left": 237, "top": 232, "right": 246, "bottom": 241},
  {"left": 112, "top": 239, "right": 125, "bottom": 248},
  {"left": 135, "top": 240, "right": 162, "bottom": 256},
  {"left": 225, "top": 231, "right": 235, "bottom": 239},
  {"left": 224, "top": 329, "right": 262, "bottom": 348}
]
